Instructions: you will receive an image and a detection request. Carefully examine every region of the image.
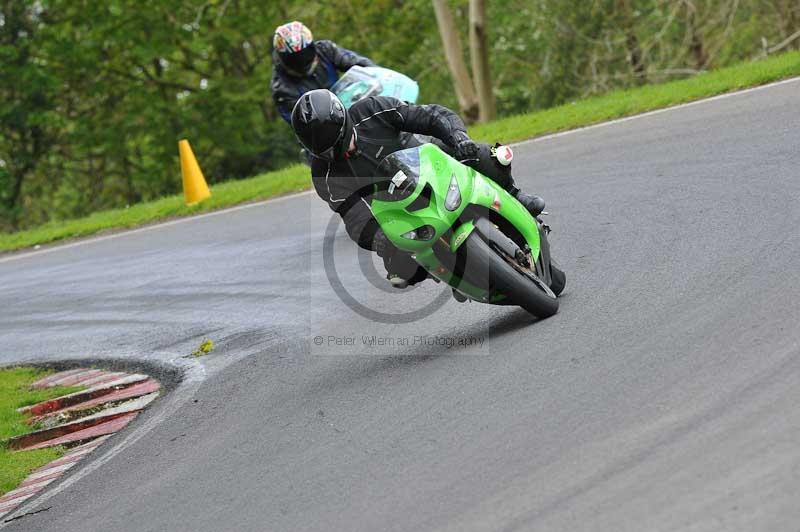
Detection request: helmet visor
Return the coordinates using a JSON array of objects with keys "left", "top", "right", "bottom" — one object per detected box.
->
[
  {"left": 314, "top": 144, "right": 339, "bottom": 162},
  {"left": 280, "top": 44, "right": 317, "bottom": 74},
  {"left": 303, "top": 100, "right": 347, "bottom": 161}
]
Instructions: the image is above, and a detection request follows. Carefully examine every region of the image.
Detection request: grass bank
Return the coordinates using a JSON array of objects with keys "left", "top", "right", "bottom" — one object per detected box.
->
[
  {"left": 0, "top": 368, "right": 81, "bottom": 496},
  {"left": 2, "top": 50, "right": 799, "bottom": 253}
]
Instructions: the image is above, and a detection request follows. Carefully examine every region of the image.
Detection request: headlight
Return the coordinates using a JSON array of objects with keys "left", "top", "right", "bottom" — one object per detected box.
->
[
  {"left": 444, "top": 174, "right": 461, "bottom": 211},
  {"left": 402, "top": 225, "right": 436, "bottom": 241}
]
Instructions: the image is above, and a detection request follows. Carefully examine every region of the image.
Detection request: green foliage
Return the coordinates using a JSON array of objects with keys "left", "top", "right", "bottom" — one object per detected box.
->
[
  {"left": 2, "top": 50, "right": 798, "bottom": 253},
  {"left": 0, "top": 1, "right": 798, "bottom": 232},
  {"left": 1, "top": 1, "right": 297, "bottom": 232},
  {"left": 0, "top": 367, "right": 82, "bottom": 496},
  {"left": 0, "top": 162, "right": 309, "bottom": 251},
  {"left": 469, "top": 50, "right": 800, "bottom": 143}
]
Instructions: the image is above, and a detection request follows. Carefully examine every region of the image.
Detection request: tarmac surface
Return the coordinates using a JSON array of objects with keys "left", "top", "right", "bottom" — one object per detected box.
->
[{"left": 2, "top": 78, "right": 800, "bottom": 531}]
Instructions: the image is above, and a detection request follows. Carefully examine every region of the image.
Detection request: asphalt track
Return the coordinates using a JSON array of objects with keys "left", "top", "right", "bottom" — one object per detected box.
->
[{"left": 2, "top": 79, "right": 800, "bottom": 531}]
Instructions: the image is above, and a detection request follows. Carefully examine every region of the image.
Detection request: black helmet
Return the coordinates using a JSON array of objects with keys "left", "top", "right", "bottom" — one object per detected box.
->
[{"left": 291, "top": 89, "right": 354, "bottom": 161}]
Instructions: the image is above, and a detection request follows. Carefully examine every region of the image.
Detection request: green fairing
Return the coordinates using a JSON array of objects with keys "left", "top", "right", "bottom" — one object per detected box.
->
[
  {"left": 450, "top": 220, "right": 475, "bottom": 253},
  {"left": 370, "top": 144, "right": 541, "bottom": 302}
]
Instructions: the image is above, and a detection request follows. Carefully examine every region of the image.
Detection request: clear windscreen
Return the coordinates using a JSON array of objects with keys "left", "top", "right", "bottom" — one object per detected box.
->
[
  {"left": 374, "top": 148, "right": 421, "bottom": 202},
  {"left": 331, "top": 67, "right": 383, "bottom": 107}
]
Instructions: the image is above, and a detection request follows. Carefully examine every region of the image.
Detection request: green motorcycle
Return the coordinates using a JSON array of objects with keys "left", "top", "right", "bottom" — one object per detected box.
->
[{"left": 371, "top": 143, "right": 566, "bottom": 318}]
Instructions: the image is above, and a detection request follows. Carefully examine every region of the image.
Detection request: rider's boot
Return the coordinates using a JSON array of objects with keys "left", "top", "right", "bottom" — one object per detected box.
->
[
  {"left": 387, "top": 274, "right": 410, "bottom": 289},
  {"left": 386, "top": 264, "right": 428, "bottom": 289},
  {"left": 507, "top": 185, "right": 546, "bottom": 217}
]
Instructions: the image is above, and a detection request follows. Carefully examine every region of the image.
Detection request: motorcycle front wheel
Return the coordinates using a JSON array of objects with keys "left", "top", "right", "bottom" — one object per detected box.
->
[
  {"left": 460, "top": 231, "right": 559, "bottom": 318},
  {"left": 549, "top": 262, "right": 567, "bottom": 297}
]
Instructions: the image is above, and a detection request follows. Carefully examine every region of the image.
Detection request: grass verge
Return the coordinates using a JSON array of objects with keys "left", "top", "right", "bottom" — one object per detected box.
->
[
  {"left": 0, "top": 164, "right": 310, "bottom": 253},
  {"left": 0, "top": 367, "right": 82, "bottom": 496},
  {"left": 1, "top": 50, "right": 799, "bottom": 253}
]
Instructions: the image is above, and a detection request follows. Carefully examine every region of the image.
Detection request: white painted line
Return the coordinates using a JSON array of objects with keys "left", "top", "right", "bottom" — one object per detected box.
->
[
  {"left": 0, "top": 189, "right": 314, "bottom": 265},
  {"left": 25, "top": 461, "right": 77, "bottom": 482},
  {"left": 0, "top": 433, "right": 111, "bottom": 523},
  {"left": 20, "top": 374, "right": 150, "bottom": 416},
  {"left": 510, "top": 76, "right": 800, "bottom": 148},
  {"left": 92, "top": 374, "right": 149, "bottom": 390},
  {"left": 58, "top": 446, "right": 97, "bottom": 463},
  {"left": 59, "top": 374, "right": 148, "bottom": 399},
  {"left": 18, "top": 476, "right": 59, "bottom": 493},
  {"left": 0, "top": 497, "right": 34, "bottom": 517},
  {"left": 69, "top": 434, "right": 112, "bottom": 453},
  {"left": 5, "top": 359, "right": 206, "bottom": 522},
  {"left": 6, "top": 480, "right": 56, "bottom": 498},
  {"left": 1, "top": 75, "right": 798, "bottom": 266},
  {"left": 31, "top": 368, "right": 87, "bottom": 388},
  {"left": 75, "top": 392, "right": 159, "bottom": 423},
  {"left": 74, "top": 371, "right": 126, "bottom": 387},
  {"left": 53, "top": 445, "right": 95, "bottom": 461},
  {"left": 0, "top": 492, "right": 35, "bottom": 507},
  {"left": 48, "top": 369, "right": 104, "bottom": 386}
]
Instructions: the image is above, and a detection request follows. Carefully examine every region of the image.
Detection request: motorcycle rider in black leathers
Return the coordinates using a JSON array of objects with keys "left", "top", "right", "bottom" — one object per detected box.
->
[
  {"left": 292, "top": 89, "right": 546, "bottom": 288},
  {"left": 271, "top": 21, "right": 374, "bottom": 123}
]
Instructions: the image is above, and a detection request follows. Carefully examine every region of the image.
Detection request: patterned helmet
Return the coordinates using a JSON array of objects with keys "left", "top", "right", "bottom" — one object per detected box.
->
[{"left": 273, "top": 22, "right": 317, "bottom": 75}]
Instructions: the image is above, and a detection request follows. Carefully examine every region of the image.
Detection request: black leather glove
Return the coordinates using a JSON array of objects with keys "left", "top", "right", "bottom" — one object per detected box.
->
[{"left": 453, "top": 131, "right": 479, "bottom": 161}]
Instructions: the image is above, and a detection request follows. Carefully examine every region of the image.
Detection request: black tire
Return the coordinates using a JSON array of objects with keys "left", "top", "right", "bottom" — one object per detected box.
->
[
  {"left": 460, "top": 232, "right": 559, "bottom": 318},
  {"left": 549, "top": 263, "right": 567, "bottom": 296}
]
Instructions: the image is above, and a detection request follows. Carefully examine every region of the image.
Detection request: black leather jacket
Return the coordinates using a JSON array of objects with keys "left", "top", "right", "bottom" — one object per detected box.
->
[
  {"left": 311, "top": 96, "right": 474, "bottom": 251},
  {"left": 271, "top": 40, "right": 374, "bottom": 122}
]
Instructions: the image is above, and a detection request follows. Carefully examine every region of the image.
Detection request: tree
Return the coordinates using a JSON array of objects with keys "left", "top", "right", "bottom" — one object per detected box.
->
[
  {"left": 431, "top": 0, "right": 497, "bottom": 122},
  {"left": 617, "top": 0, "right": 647, "bottom": 82},
  {"left": 0, "top": 2, "right": 59, "bottom": 230},
  {"left": 469, "top": 0, "right": 496, "bottom": 121},
  {"left": 2, "top": 0, "right": 797, "bottom": 230},
  {"left": 432, "top": 0, "right": 479, "bottom": 121}
]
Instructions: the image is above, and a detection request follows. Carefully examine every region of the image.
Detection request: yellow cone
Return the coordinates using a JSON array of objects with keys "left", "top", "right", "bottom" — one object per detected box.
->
[{"left": 179, "top": 139, "right": 211, "bottom": 206}]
